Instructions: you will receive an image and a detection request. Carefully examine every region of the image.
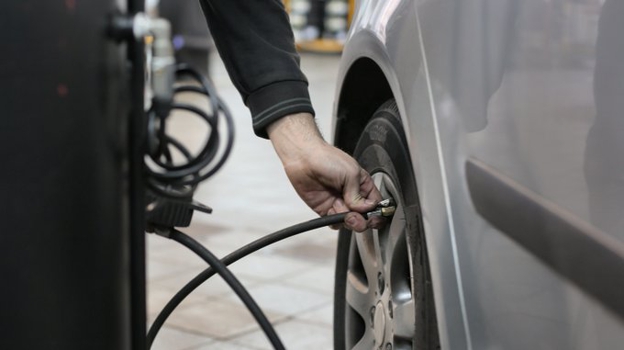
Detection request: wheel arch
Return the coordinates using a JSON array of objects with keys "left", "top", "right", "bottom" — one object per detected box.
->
[{"left": 333, "top": 57, "right": 394, "bottom": 155}]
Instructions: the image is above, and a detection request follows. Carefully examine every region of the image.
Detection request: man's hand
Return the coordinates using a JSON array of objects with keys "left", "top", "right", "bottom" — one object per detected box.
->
[{"left": 267, "top": 113, "right": 382, "bottom": 232}]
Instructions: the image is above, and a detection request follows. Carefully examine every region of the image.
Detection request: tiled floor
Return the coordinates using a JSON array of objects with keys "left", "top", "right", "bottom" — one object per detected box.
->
[{"left": 147, "top": 52, "right": 343, "bottom": 349}]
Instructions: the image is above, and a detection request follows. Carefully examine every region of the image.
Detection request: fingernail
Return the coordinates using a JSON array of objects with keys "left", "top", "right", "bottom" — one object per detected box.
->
[{"left": 365, "top": 199, "right": 376, "bottom": 206}]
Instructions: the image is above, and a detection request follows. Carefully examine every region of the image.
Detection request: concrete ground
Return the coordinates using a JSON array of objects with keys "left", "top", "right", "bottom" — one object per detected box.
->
[{"left": 147, "top": 52, "right": 343, "bottom": 350}]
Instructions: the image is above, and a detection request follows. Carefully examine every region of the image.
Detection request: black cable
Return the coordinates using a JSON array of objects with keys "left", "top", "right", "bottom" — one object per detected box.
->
[
  {"left": 145, "top": 65, "right": 235, "bottom": 199},
  {"left": 175, "top": 64, "right": 220, "bottom": 114},
  {"left": 149, "top": 103, "right": 218, "bottom": 172},
  {"left": 147, "top": 213, "right": 347, "bottom": 348},
  {"left": 148, "top": 103, "right": 220, "bottom": 176},
  {"left": 167, "top": 229, "right": 287, "bottom": 350}
]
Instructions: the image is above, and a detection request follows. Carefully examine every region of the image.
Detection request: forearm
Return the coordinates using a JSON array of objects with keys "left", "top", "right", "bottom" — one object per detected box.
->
[
  {"left": 267, "top": 113, "right": 327, "bottom": 164},
  {"left": 200, "top": 0, "right": 315, "bottom": 137}
]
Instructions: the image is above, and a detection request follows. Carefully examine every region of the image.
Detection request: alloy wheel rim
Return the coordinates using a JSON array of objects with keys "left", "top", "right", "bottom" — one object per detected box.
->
[{"left": 345, "top": 172, "right": 416, "bottom": 350}]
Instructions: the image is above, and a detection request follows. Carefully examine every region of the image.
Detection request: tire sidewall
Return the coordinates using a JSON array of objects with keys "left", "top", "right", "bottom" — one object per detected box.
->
[{"left": 334, "top": 100, "right": 434, "bottom": 349}]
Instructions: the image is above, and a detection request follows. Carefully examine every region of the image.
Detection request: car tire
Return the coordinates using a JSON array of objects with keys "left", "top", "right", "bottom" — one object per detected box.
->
[{"left": 334, "top": 99, "right": 440, "bottom": 350}]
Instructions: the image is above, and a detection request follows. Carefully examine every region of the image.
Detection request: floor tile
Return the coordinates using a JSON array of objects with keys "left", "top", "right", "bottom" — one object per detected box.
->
[
  {"left": 151, "top": 268, "right": 263, "bottom": 300},
  {"left": 227, "top": 254, "right": 314, "bottom": 281},
  {"left": 150, "top": 326, "right": 214, "bottom": 350},
  {"left": 166, "top": 297, "right": 283, "bottom": 339},
  {"left": 273, "top": 233, "right": 339, "bottom": 265},
  {"left": 223, "top": 284, "right": 330, "bottom": 316},
  {"left": 283, "top": 265, "right": 337, "bottom": 295},
  {"left": 295, "top": 303, "right": 335, "bottom": 327},
  {"left": 188, "top": 340, "right": 261, "bottom": 350},
  {"left": 148, "top": 259, "right": 197, "bottom": 282},
  {"left": 147, "top": 284, "right": 206, "bottom": 321},
  {"left": 148, "top": 238, "right": 213, "bottom": 268},
  {"left": 231, "top": 319, "right": 333, "bottom": 350}
]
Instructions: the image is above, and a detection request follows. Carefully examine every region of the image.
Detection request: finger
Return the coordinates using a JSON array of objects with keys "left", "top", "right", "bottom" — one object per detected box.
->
[
  {"left": 330, "top": 199, "right": 350, "bottom": 230},
  {"left": 327, "top": 207, "right": 342, "bottom": 230},
  {"left": 344, "top": 168, "right": 382, "bottom": 212},
  {"left": 345, "top": 212, "right": 368, "bottom": 232},
  {"left": 367, "top": 215, "right": 386, "bottom": 230},
  {"left": 358, "top": 169, "right": 383, "bottom": 207},
  {"left": 332, "top": 198, "right": 350, "bottom": 213}
]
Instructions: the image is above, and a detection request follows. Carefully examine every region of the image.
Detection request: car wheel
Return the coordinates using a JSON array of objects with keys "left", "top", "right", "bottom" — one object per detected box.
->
[{"left": 334, "top": 99, "right": 439, "bottom": 350}]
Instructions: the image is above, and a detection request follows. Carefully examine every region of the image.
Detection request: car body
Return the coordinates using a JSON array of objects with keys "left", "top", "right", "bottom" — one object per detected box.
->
[{"left": 332, "top": 0, "right": 624, "bottom": 349}]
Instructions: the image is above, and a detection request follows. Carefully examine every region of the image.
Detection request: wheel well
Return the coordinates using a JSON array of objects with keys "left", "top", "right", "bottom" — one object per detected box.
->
[{"left": 334, "top": 58, "right": 393, "bottom": 155}]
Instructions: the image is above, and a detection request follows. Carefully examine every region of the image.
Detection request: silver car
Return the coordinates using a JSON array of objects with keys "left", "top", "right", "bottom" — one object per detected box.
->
[{"left": 331, "top": 1, "right": 624, "bottom": 349}]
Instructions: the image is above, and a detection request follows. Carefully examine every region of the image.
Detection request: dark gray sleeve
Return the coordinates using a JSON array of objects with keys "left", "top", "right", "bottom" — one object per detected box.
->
[{"left": 199, "top": 0, "right": 315, "bottom": 138}]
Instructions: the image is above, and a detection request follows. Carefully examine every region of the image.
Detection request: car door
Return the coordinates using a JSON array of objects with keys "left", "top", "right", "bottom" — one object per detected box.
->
[{"left": 419, "top": 0, "right": 624, "bottom": 348}]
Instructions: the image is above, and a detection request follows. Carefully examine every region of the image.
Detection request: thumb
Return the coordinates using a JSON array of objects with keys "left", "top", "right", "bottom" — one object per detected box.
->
[{"left": 343, "top": 168, "right": 378, "bottom": 212}]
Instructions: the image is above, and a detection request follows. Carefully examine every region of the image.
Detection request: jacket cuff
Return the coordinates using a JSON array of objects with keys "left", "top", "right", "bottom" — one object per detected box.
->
[{"left": 246, "top": 81, "right": 316, "bottom": 138}]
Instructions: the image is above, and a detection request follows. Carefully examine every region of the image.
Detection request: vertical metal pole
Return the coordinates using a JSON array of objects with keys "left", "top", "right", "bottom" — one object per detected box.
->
[{"left": 128, "top": 0, "right": 148, "bottom": 349}]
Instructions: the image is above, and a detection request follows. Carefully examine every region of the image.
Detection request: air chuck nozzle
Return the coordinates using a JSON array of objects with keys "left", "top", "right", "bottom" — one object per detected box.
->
[
  {"left": 365, "top": 198, "right": 396, "bottom": 218},
  {"left": 380, "top": 206, "right": 396, "bottom": 217}
]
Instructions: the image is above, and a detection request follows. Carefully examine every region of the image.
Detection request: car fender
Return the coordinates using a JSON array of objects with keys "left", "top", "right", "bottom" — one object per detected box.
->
[{"left": 332, "top": 6, "right": 473, "bottom": 349}]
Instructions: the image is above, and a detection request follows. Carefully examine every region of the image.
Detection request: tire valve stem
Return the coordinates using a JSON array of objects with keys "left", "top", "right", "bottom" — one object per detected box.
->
[{"left": 365, "top": 198, "right": 396, "bottom": 218}]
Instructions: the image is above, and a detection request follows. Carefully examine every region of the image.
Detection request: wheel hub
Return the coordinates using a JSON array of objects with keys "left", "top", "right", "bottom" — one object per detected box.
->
[{"left": 373, "top": 301, "right": 386, "bottom": 344}]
